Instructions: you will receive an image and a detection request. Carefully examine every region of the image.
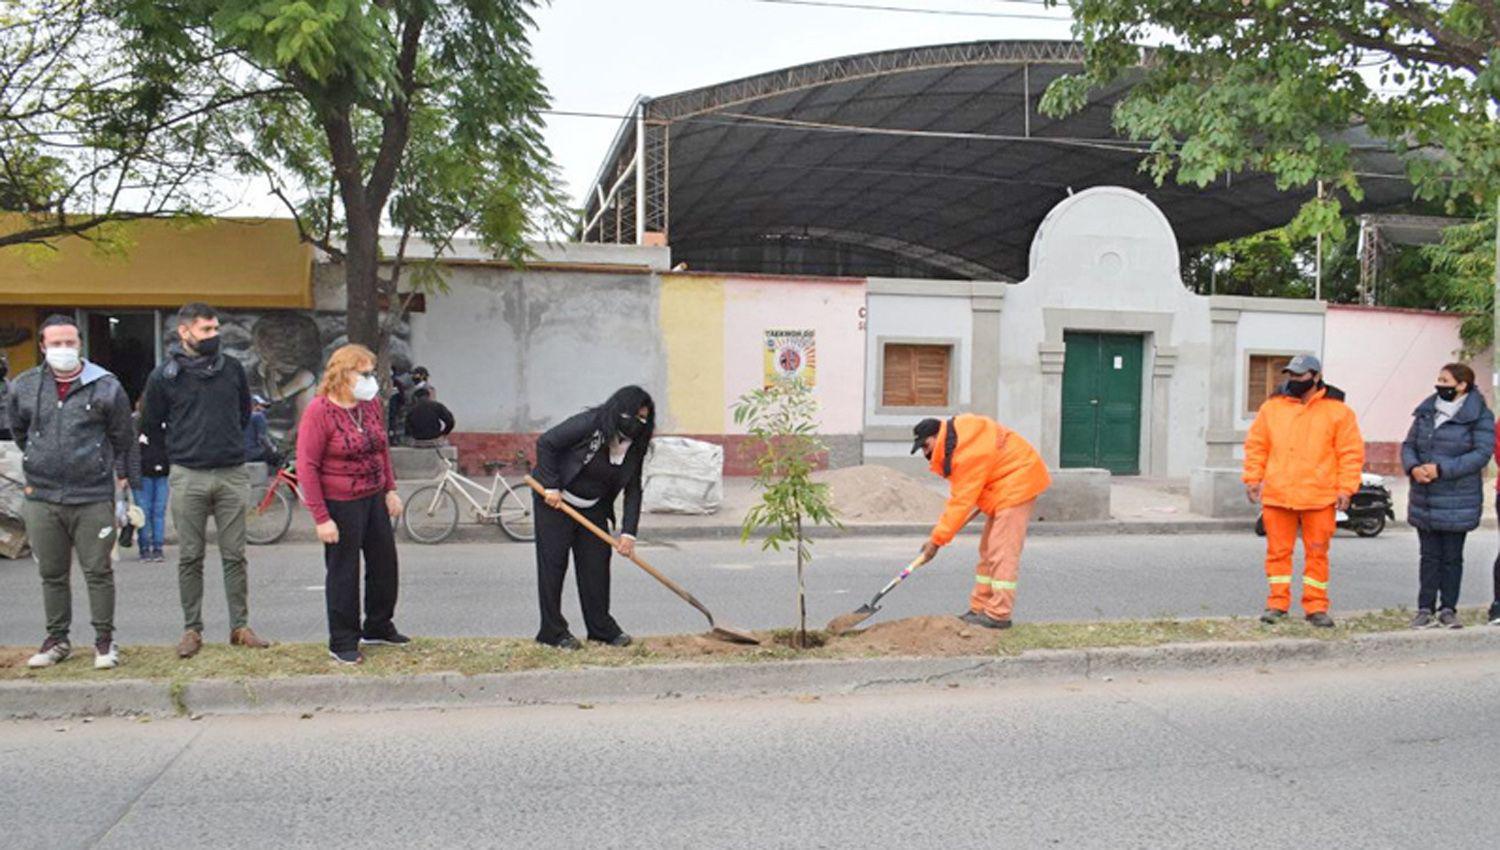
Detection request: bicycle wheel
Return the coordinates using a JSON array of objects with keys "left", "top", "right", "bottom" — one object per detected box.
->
[
  {"left": 246, "top": 484, "right": 293, "bottom": 545},
  {"left": 404, "top": 484, "right": 459, "bottom": 544},
  {"left": 496, "top": 487, "right": 535, "bottom": 542}
]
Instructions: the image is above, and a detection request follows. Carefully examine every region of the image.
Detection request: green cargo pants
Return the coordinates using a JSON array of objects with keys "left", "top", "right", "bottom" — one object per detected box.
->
[
  {"left": 22, "top": 499, "right": 116, "bottom": 640},
  {"left": 170, "top": 464, "right": 250, "bottom": 633}
]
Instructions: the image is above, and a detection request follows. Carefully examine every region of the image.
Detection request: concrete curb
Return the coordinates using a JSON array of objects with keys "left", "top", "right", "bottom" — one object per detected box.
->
[{"left": 5, "top": 628, "right": 1499, "bottom": 720}]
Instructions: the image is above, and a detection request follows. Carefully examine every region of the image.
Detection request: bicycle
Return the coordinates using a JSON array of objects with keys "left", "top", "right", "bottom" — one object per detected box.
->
[
  {"left": 247, "top": 451, "right": 302, "bottom": 545},
  {"left": 403, "top": 449, "right": 535, "bottom": 544}
]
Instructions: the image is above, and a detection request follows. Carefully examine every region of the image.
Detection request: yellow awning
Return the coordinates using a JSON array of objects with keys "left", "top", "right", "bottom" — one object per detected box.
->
[{"left": 0, "top": 216, "right": 313, "bottom": 308}]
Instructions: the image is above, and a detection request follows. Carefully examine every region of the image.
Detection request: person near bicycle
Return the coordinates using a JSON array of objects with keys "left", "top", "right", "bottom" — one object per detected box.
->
[
  {"left": 243, "top": 394, "right": 278, "bottom": 464},
  {"left": 296, "top": 344, "right": 407, "bottom": 665},
  {"left": 532, "top": 385, "right": 654, "bottom": 650},
  {"left": 7, "top": 314, "right": 136, "bottom": 670},
  {"left": 405, "top": 388, "right": 455, "bottom": 446},
  {"left": 142, "top": 302, "right": 271, "bottom": 658}
]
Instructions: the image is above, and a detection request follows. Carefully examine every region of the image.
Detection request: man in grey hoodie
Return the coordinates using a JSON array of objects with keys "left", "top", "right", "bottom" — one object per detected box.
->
[{"left": 5, "top": 315, "right": 136, "bottom": 670}]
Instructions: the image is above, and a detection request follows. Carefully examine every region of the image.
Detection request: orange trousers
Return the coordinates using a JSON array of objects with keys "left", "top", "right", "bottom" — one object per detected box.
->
[
  {"left": 1261, "top": 505, "right": 1335, "bottom": 614},
  {"left": 969, "top": 499, "right": 1035, "bottom": 621}
]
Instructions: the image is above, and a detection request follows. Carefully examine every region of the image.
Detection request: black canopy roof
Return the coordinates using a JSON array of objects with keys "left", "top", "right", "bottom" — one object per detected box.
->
[{"left": 582, "top": 41, "right": 1413, "bottom": 280}]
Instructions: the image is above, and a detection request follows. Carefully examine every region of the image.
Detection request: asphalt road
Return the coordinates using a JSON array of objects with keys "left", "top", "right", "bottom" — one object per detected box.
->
[
  {"left": 5, "top": 652, "right": 1499, "bottom": 849},
  {"left": 1, "top": 529, "right": 1495, "bottom": 646}
]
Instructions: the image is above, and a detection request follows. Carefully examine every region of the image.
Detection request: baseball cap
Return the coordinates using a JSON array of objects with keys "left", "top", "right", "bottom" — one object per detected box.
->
[
  {"left": 251, "top": 394, "right": 269, "bottom": 406},
  {"left": 910, "top": 418, "right": 942, "bottom": 455},
  {"left": 1282, "top": 353, "right": 1322, "bottom": 375}
]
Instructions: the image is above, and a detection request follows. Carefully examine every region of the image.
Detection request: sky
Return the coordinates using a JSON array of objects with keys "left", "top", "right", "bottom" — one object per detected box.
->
[
  {"left": 222, "top": 0, "right": 1081, "bottom": 222},
  {"left": 529, "top": 0, "right": 1078, "bottom": 211}
]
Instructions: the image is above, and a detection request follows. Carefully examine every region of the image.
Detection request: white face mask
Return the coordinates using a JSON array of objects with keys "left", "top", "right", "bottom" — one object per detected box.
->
[
  {"left": 44, "top": 346, "right": 81, "bottom": 373},
  {"left": 352, "top": 375, "right": 380, "bottom": 402}
]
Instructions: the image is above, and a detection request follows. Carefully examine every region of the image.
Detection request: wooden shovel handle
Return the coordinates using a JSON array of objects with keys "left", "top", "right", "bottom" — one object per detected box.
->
[{"left": 522, "top": 476, "right": 715, "bottom": 621}]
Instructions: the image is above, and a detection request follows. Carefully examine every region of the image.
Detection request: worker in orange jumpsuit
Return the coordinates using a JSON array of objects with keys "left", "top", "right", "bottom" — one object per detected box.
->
[
  {"left": 1243, "top": 353, "right": 1365, "bottom": 628},
  {"left": 915, "top": 415, "right": 1051, "bottom": 629}
]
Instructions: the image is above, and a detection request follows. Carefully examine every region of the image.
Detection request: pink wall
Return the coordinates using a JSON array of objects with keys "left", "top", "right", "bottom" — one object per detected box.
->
[
  {"left": 721, "top": 277, "right": 867, "bottom": 434},
  {"left": 1323, "top": 305, "right": 1494, "bottom": 445}
]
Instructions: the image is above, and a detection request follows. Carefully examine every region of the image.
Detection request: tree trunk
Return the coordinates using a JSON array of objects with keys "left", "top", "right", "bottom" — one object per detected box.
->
[
  {"left": 795, "top": 511, "right": 806, "bottom": 648},
  {"left": 344, "top": 216, "right": 381, "bottom": 350}
]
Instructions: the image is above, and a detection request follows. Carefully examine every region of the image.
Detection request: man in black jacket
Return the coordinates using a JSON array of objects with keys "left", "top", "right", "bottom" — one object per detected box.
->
[
  {"left": 405, "top": 388, "right": 455, "bottom": 444},
  {"left": 142, "top": 303, "right": 271, "bottom": 658},
  {"left": 7, "top": 315, "right": 136, "bottom": 670}
]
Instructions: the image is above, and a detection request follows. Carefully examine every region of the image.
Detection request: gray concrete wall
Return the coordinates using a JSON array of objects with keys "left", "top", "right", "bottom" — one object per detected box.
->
[{"left": 408, "top": 267, "right": 670, "bottom": 433}]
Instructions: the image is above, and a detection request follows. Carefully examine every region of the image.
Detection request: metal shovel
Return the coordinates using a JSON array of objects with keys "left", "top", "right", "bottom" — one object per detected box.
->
[
  {"left": 523, "top": 477, "right": 760, "bottom": 645},
  {"left": 826, "top": 508, "right": 981, "bottom": 636}
]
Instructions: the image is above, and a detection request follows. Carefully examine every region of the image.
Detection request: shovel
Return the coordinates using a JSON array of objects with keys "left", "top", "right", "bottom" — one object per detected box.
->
[
  {"left": 826, "top": 508, "right": 982, "bottom": 636},
  {"left": 524, "top": 476, "right": 760, "bottom": 645}
]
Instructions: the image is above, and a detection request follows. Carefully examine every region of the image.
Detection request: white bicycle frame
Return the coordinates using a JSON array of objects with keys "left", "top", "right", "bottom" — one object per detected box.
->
[{"left": 419, "top": 454, "right": 521, "bottom": 521}]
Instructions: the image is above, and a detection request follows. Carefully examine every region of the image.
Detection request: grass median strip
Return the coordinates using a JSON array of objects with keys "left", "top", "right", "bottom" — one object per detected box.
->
[{"left": 0, "top": 607, "right": 1483, "bottom": 684}]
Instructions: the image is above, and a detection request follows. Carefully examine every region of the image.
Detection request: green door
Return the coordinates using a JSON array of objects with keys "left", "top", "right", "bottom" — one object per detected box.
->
[{"left": 1060, "top": 332, "right": 1143, "bottom": 475}]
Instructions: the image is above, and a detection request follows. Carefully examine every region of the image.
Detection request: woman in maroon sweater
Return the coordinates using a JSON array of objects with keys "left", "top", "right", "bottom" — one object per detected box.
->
[{"left": 296, "top": 344, "right": 406, "bottom": 664}]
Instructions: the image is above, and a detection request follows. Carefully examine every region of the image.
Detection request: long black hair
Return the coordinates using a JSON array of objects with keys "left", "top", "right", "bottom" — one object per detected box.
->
[{"left": 595, "top": 385, "right": 656, "bottom": 446}]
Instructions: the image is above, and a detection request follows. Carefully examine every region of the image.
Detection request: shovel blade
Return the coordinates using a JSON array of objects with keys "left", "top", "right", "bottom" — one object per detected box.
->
[
  {"left": 710, "top": 625, "right": 761, "bottom": 645},
  {"left": 826, "top": 604, "right": 878, "bottom": 636}
]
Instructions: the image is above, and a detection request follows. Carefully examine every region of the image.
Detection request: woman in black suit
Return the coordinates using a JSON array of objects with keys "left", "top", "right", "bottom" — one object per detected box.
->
[{"left": 531, "top": 386, "right": 654, "bottom": 649}]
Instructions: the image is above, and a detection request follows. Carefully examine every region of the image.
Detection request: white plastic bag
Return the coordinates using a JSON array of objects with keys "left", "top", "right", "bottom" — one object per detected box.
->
[{"left": 642, "top": 437, "right": 724, "bottom": 515}]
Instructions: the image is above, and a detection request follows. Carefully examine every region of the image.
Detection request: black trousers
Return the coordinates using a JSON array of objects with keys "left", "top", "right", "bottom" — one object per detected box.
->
[
  {"left": 534, "top": 492, "right": 622, "bottom": 645},
  {"left": 323, "top": 493, "right": 400, "bottom": 652},
  {"left": 1417, "top": 529, "right": 1466, "bottom": 612}
]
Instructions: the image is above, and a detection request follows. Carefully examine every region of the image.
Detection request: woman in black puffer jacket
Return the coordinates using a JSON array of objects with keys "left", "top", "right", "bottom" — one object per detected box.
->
[{"left": 1401, "top": 362, "right": 1494, "bottom": 629}]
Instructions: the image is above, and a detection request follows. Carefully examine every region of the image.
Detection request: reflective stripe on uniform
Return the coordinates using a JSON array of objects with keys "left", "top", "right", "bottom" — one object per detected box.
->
[
  {"left": 974, "top": 574, "right": 989, "bottom": 585},
  {"left": 1267, "top": 575, "right": 1293, "bottom": 584},
  {"left": 991, "top": 580, "right": 1017, "bottom": 590},
  {"left": 1303, "top": 576, "right": 1329, "bottom": 590}
]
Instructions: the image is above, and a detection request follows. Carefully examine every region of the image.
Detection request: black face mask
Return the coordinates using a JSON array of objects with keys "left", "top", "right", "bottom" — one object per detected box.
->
[
  {"left": 1435, "top": 385, "right": 1460, "bottom": 402},
  {"left": 1285, "top": 378, "right": 1316, "bottom": 396},
  {"left": 190, "top": 334, "right": 220, "bottom": 358},
  {"left": 618, "top": 414, "right": 646, "bottom": 440}
]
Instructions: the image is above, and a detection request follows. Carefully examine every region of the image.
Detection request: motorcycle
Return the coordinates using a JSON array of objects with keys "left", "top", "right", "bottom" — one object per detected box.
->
[{"left": 1254, "top": 473, "right": 1395, "bottom": 538}]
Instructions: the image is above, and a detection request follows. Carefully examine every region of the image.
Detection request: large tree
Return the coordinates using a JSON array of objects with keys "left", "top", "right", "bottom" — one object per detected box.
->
[
  {"left": 114, "top": 0, "right": 567, "bottom": 354},
  {"left": 0, "top": 0, "right": 238, "bottom": 250},
  {"left": 1042, "top": 0, "right": 1497, "bottom": 342}
]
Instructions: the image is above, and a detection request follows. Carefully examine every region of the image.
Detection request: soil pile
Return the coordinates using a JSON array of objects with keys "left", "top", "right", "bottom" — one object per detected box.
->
[
  {"left": 835, "top": 615, "right": 997, "bottom": 655},
  {"left": 813, "top": 465, "right": 945, "bottom": 523},
  {"left": 640, "top": 615, "right": 995, "bottom": 658}
]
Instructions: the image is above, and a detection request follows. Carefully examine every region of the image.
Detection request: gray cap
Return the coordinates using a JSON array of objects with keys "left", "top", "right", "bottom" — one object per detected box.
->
[{"left": 1282, "top": 353, "right": 1322, "bottom": 375}]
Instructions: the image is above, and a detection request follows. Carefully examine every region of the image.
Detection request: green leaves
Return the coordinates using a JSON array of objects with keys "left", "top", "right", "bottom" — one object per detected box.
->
[{"left": 733, "top": 378, "right": 842, "bottom": 641}]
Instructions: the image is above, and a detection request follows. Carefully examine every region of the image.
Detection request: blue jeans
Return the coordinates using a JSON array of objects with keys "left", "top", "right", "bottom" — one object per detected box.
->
[{"left": 133, "top": 475, "right": 170, "bottom": 551}]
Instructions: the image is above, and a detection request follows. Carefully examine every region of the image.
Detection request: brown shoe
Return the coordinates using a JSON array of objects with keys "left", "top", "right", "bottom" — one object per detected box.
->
[
  {"left": 177, "top": 630, "right": 203, "bottom": 659},
  {"left": 230, "top": 627, "right": 271, "bottom": 649}
]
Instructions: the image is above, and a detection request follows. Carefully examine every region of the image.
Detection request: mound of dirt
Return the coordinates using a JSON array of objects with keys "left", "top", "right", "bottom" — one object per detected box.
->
[
  {"left": 813, "top": 464, "right": 946, "bottom": 523},
  {"left": 836, "top": 615, "right": 996, "bottom": 655}
]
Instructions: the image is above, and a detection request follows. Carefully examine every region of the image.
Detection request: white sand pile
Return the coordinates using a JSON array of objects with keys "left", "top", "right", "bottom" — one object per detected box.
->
[{"left": 813, "top": 464, "right": 946, "bottom": 523}]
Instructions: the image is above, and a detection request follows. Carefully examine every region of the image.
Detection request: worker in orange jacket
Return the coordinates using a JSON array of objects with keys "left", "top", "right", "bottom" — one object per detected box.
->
[
  {"left": 1243, "top": 353, "right": 1365, "bottom": 628},
  {"left": 915, "top": 414, "right": 1051, "bottom": 629}
]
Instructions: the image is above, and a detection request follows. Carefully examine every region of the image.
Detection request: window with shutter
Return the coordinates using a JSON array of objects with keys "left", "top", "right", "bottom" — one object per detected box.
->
[
  {"left": 1246, "top": 354, "right": 1293, "bottom": 414},
  {"left": 882, "top": 343, "right": 952, "bottom": 407}
]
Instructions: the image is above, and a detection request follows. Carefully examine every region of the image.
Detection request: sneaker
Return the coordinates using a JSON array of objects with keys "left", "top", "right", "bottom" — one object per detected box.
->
[
  {"left": 590, "top": 633, "right": 633, "bottom": 648},
  {"left": 1410, "top": 609, "right": 1436, "bottom": 629},
  {"left": 1260, "top": 608, "right": 1288, "bottom": 625},
  {"left": 1489, "top": 602, "right": 1500, "bottom": 626},
  {"left": 539, "top": 634, "right": 582, "bottom": 651},
  {"left": 328, "top": 648, "right": 364, "bottom": 665},
  {"left": 1437, "top": 609, "right": 1463, "bottom": 630},
  {"left": 27, "top": 636, "right": 71, "bottom": 669},
  {"left": 94, "top": 636, "right": 119, "bottom": 670},
  {"left": 1306, "top": 612, "right": 1336, "bottom": 628},
  {"left": 960, "top": 611, "right": 1012, "bottom": 630},
  {"left": 360, "top": 630, "right": 411, "bottom": 647}
]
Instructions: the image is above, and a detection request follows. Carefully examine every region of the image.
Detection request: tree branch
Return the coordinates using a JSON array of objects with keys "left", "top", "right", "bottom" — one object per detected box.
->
[{"left": 364, "top": 9, "right": 426, "bottom": 211}]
